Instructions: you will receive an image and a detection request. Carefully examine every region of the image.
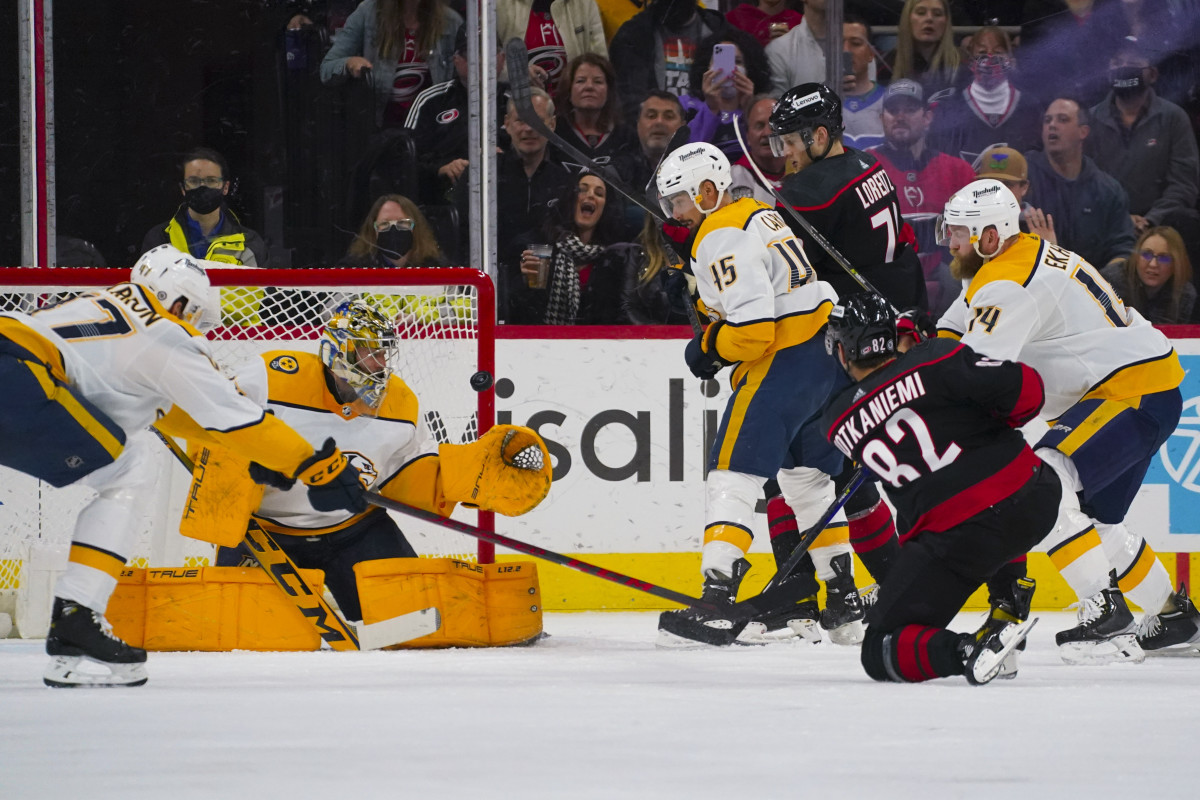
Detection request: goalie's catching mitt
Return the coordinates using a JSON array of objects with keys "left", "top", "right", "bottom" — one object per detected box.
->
[{"left": 438, "top": 425, "right": 552, "bottom": 516}]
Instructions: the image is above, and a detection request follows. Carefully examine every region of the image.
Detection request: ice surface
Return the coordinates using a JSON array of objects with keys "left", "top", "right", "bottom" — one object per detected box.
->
[{"left": 1, "top": 611, "right": 1196, "bottom": 799}]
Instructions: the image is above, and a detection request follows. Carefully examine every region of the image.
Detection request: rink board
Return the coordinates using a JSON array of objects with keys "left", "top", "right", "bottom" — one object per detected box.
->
[{"left": 493, "top": 327, "right": 1200, "bottom": 611}]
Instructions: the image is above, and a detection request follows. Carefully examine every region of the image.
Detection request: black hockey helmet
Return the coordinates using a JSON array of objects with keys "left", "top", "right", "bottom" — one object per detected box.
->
[
  {"left": 825, "top": 293, "right": 897, "bottom": 363},
  {"left": 769, "top": 82, "right": 844, "bottom": 154}
]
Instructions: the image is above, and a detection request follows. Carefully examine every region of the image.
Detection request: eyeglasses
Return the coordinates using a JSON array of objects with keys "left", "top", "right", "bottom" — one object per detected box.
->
[
  {"left": 1140, "top": 250, "right": 1174, "bottom": 266},
  {"left": 374, "top": 218, "right": 415, "bottom": 233},
  {"left": 182, "top": 176, "right": 225, "bottom": 189}
]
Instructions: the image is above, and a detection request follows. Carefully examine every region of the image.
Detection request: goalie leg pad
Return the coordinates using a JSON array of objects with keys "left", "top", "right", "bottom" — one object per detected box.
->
[
  {"left": 355, "top": 558, "right": 543, "bottom": 647},
  {"left": 438, "top": 425, "right": 553, "bottom": 516}
]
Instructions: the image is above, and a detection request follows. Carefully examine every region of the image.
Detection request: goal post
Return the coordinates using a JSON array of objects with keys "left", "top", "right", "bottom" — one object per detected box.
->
[{"left": 0, "top": 266, "right": 497, "bottom": 636}]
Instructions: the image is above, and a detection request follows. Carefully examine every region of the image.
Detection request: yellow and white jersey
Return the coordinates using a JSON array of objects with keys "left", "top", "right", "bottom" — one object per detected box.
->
[
  {"left": 937, "top": 234, "right": 1183, "bottom": 418},
  {"left": 691, "top": 197, "right": 839, "bottom": 364},
  {"left": 233, "top": 350, "right": 436, "bottom": 533},
  {"left": 0, "top": 283, "right": 270, "bottom": 436}
]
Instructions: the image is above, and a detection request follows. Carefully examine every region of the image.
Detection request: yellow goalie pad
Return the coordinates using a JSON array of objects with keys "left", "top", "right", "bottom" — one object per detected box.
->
[
  {"left": 438, "top": 425, "right": 553, "bottom": 516},
  {"left": 177, "top": 442, "right": 264, "bottom": 548},
  {"left": 107, "top": 566, "right": 325, "bottom": 651},
  {"left": 355, "top": 558, "right": 542, "bottom": 648}
]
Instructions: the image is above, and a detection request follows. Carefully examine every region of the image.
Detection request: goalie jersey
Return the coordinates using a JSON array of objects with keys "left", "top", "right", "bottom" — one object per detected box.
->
[
  {"left": 937, "top": 234, "right": 1184, "bottom": 418},
  {"left": 821, "top": 338, "right": 1045, "bottom": 542},
  {"left": 691, "top": 197, "right": 838, "bottom": 363},
  {"left": 232, "top": 350, "right": 439, "bottom": 534}
]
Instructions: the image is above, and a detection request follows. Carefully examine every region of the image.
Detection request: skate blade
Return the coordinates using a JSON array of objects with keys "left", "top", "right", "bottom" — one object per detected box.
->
[
  {"left": 1140, "top": 642, "right": 1200, "bottom": 658},
  {"left": 826, "top": 619, "right": 865, "bottom": 646},
  {"left": 656, "top": 628, "right": 728, "bottom": 649},
  {"left": 735, "top": 620, "right": 822, "bottom": 645},
  {"left": 44, "top": 656, "right": 148, "bottom": 688},
  {"left": 1058, "top": 633, "right": 1145, "bottom": 665},
  {"left": 969, "top": 617, "right": 1037, "bottom": 685}
]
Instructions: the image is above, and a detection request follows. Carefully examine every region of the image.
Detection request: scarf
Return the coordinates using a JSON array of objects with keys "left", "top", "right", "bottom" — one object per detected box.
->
[{"left": 544, "top": 234, "right": 605, "bottom": 325}]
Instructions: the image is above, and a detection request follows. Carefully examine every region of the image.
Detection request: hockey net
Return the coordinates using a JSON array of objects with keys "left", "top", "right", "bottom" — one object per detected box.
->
[{"left": 0, "top": 266, "right": 496, "bottom": 635}]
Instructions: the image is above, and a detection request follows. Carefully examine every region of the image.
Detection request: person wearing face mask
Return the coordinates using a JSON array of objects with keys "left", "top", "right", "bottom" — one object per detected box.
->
[
  {"left": 925, "top": 26, "right": 1041, "bottom": 165},
  {"left": 339, "top": 194, "right": 447, "bottom": 269},
  {"left": 1087, "top": 38, "right": 1200, "bottom": 263},
  {"left": 141, "top": 147, "right": 270, "bottom": 268}
]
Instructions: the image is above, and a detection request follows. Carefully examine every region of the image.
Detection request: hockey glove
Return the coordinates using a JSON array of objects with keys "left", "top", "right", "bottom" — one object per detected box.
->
[
  {"left": 684, "top": 319, "right": 731, "bottom": 379},
  {"left": 896, "top": 307, "right": 936, "bottom": 345},
  {"left": 248, "top": 462, "right": 297, "bottom": 491},
  {"left": 295, "top": 438, "right": 368, "bottom": 514}
]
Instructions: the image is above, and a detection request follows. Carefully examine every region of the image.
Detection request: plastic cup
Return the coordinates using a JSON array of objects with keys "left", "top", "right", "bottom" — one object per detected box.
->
[{"left": 526, "top": 243, "right": 553, "bottom": 289}]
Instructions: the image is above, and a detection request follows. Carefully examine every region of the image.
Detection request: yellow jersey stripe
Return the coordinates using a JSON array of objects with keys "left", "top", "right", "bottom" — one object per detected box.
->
[
  {"left": 1047, "top": 527, "right": 1103, "bottom": 570},
  {"left": 703, "top": 523, "right": 753, "bottom": 554},
  {"left": 812, "top": 522, "right": 849, "bottom": 549},
  {"left": 719, "top": 353, "right": 774, "bottom": 468},
  {"left": 0, "top": 317, "right": 69, "bottom": 382},
  {"left": 26, "top": 360, "right": 124, "bottom": 460},
  {"left": 69, "top": 542, "right": 126, "bottom": 580},
  {"left": 1116, "top": 540, "right": 1157, "bottom": 594},
  {"left": 965, "top": 234, "right": 1043, "bottom": 302},
  {"left": 1082, "top": 350, "right": 1184, "bottom": 403},
  {"left": 1053, "top": 400, "right": 1130, "bottom": 457}
]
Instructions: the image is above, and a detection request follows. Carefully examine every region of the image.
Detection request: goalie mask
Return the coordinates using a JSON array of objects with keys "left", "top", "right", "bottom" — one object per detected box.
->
[
  {"left": 131, "top": 244, "right": 219, "bottom": 332},
  {"left": 320, "top": 300, "right": 398, "bottom": 409}
]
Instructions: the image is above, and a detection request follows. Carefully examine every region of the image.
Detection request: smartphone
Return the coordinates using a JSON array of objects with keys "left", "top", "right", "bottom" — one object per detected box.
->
[
  {"left": 711, "top": 43, "right": 737, "bottom": 98},
  {"left": 842, "top": 50, "right": 855, "bottom": 76}
]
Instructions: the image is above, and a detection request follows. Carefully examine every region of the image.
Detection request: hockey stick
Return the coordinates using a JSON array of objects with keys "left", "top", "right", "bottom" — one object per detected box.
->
[
  {"left": 150, "top": 426, "right": 440, "bottom": 649},
  {"left": 733, "top": 467, "right": 865, "bottom": 618},
  {"left": 364, "top": 491, "right": 748, "bottom": 617},
  {"left": 731, "top": 123, "right": 894, "bottom": 307}
]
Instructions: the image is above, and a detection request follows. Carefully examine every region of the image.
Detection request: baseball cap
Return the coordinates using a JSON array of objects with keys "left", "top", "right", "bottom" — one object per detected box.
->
[
  {"left": 976, "top": 146, "right": 1028, "bottom": 183},
  {"left": 882, "top": 79, "right": 925, "bottom": 110}
]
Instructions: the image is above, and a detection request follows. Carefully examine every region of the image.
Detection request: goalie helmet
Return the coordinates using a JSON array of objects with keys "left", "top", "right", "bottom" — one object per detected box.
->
[
  {"left": 824, "top": 293, "right": 896, "bottom": 363},
  {"left": 936, "top": 178, "right": 1021, "bottom": 258},
  {"left": 655, "top": 141, "right": 732, "bottom": 219},
  {"left": 131, "top": 244, "right": 219, "bottom": 332},
  {"left": 319, "top": 299, "right": 398, "bottom": 409}
]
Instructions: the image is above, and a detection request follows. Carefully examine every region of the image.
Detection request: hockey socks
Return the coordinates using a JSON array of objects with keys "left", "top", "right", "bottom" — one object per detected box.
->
[
  {"left": 862, "top": 624, "right": 967, "bottom": 683},
  {"left": 846, "top": 499, "right": 898, "bottom": 583}
]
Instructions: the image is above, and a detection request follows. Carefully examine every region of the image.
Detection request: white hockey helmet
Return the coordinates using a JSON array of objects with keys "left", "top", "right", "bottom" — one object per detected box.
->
[
  {"left": 319, "top": 299, "right": 398, "bottom": 409},
  {"left": 655, "top": 141, "right": 733, "bottom": 219},
  {"left": 936, "top": 178, "right": 1021, "bottom": 258},
  {"left": 131, "top": 244, "right": 219, "bottom": 332}
]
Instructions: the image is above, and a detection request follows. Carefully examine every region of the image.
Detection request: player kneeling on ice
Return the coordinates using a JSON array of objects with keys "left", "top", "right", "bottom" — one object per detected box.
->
[
  {"left": 0, "top": 245, "right": 368, "bottom": 687},
  {"left": 821, "top": 294, "right": 1053, "bottom": 685},
  {"left": 651, "top": 141, "right": 866, "bottom": 648},
  {"left": 198, "top": 299, "right": 551, "bottom": 630}
]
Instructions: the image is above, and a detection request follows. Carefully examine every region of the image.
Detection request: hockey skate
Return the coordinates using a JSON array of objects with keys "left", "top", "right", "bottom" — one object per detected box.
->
[
  {"left": 1055, "top": 572, "right": 1145, "bottom": 665},
  {"left": 1137, "top": 584, "right": 1200, "bottom": 656},
  {"left": 43, "top": 598, "right": 148, "bottom": 688},
  {"left": 736, "top": 595, "right": 822, "bottom": 644},
  {"left": 970, "top": 577, "right": 1036, "bottom": 680},
  {"left": 961, "top": 617, "right": 1039, "bottom": 685},
  {"left": 657, "top": 559, "right": 751, "bottom": 648},
  {"left": 819, "top": 553, "right": 865, "bottom": 645}
]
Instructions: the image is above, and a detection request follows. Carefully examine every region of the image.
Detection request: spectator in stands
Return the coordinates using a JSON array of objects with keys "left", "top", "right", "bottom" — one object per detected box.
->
[
  {"left": 338, "top": 194, "right": 447, "bottom": 269},
  {"left": 884, "top": 0, "right": 961, "bottom": 100},
  {"left": 1087, "top": 38, "right": 1200, "bottom": 260},
  {"left": 974, "top": 145, "right": 1058, "bottom": 244},
  {"left": 405, "top": 27, "right": 508, "bottom": 204},
  {"left": 497, "top": 0, "right": 608, "bottom": 96},
  {"left": 1018, "top": 0, "right": 1127, "bottom": 109},
  {"left": 1024, "top": 97, "right": 1136, "bottom": 269},
  {"left": 609, "top": 0, "right": 729, "bottom": 121},
  {"left": 842, "top": 13, "right": 887, "bottom": 150},
  {"left": 868, "top": 80, "right": 976, "bottom": 314},
  {"left": 142, "top": 147, "right": 269, "bottom": 268},
  {"left": 320, "top": 0, "right": 463, "bottom": 129},
  {"left": 766, "top": 0, "right": 828, "bottom": 97},
  {"left": 726, "top": 0, "right": 803, "bottom": 48},
  {"left": 1101, "top": 226, "right": 1196, "bottom": 325},
  {"left": 509, "top": 173, "right": 625, "bottom": 324},
  {"left": 554, "top": 53, "right": 637, "bottom": 173},
  {"left": 616, "top": 216, "right": 694, "bottom": 324},
  {"left": 730, "top": 95, "right": 787, "bottom": 204},
  {"left": 927, "top": 25, "right": 1041, "bottom": 163},
  {"left": 619, "top": 90, "right": 687, "bottom": 190},
  {"left": 682, "top": 29, "right": 771, "bottom": 158}
]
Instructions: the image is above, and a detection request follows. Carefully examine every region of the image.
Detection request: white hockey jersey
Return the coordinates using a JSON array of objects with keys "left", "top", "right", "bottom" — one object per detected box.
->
[
  {"left": 691, "top": 197, "right": 838, "bottom": 366},
  {"left": 233, "top": 350, "right": 437, "bottom": 534},
  {"left": 1, "top": 283, "right": 273, "bottom": 439},
  {"left": 937, "top": 234, "right": 1183, "bottom": 418}
]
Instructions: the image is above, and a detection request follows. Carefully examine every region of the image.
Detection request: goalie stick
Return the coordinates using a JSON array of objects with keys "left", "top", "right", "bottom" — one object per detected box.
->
[
  {"left": 364, "top": 491, "right": 751, "bottom": 617},
  {"left": 150, "top": 427, "right": 440, "bottom": 650}
]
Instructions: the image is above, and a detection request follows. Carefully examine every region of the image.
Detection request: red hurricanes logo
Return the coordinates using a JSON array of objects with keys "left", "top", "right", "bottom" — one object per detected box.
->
[{"left": 437, "top": 109, "right": 459, "bottom": 124}]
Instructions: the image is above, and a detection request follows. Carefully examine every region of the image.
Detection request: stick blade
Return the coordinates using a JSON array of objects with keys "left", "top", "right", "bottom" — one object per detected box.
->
[
  {"left": 355, "top": 607, "right": 441, "bottom": 650},
  {"left": 504, "top": 38, "right": 532, "bottom": 105}
]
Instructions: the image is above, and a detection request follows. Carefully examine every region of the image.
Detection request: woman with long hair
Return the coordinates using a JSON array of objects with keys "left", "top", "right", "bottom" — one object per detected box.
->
[
  {"left": 554, "top": 53, "right": 637, "bottom": 168},
  {"left": 342, "top": 194, "right": 445, "bottom": 268},
  {"left": 683, "top": 28, "right": 771, "bottom": 159},
  {"left": 1101, "top": 226, "right": 1196, "bottom": 324},
  {"left": 885, "top": 0, "right": 961, "bottom": 99}
]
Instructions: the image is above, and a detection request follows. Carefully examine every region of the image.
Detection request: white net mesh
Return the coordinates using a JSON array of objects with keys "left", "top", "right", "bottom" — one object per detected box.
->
[{"left": 0, "top": 267, "right": 495, "bottom": 606}]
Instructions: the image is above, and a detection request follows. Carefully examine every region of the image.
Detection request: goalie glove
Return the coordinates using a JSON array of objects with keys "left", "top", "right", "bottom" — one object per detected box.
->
[
  {"left": 439, "top": 425, "right": 553, "bottom": 516},
  {"left": 294, "top": 438, "right": 368, "bottom": 514}
]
